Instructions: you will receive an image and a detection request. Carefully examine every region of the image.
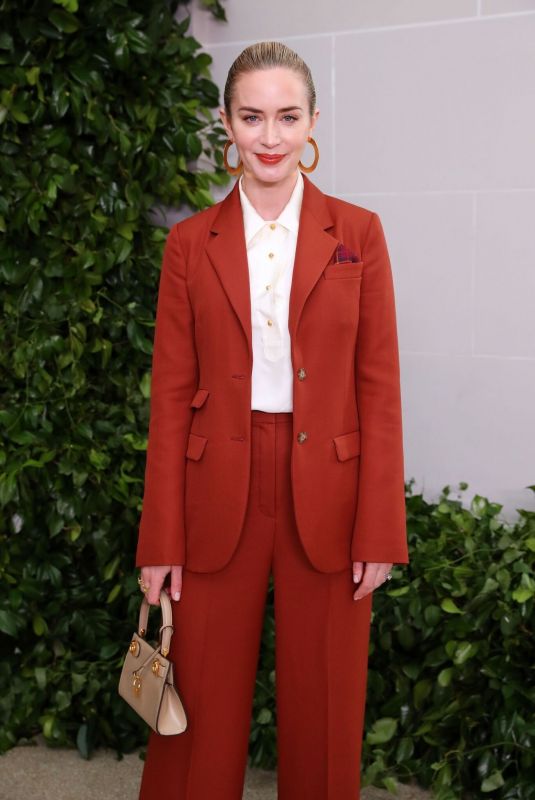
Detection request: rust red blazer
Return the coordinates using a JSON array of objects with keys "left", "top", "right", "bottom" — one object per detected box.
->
[{"left": 135, "top": 172, "right": 409, "bottom": 573}]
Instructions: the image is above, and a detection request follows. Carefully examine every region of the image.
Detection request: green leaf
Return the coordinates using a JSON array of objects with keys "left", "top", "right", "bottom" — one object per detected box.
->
[
  {"left": 481, "top": 770, "right": 505, "bottom": 791},
  {"left": 48, "top": 8, "right": 80, "bottom": 32},
  {"left": 11, "top": 107, "right": 30, "bottom": 123},
  {"left": 0, "top": 609, "right": 19, "bottom": 637},
  {"left": 34, "top": 667, "right": 48, "bottom": 689},
  {"left": 441, "top": 598, "right": 464, "bottom": 614},
  {"left": 366, "top": 717, "right": 397, "bottom": 745},
  {"left": 382, "top": 776, "right": 400, "bottom": 792},
  {"left": 423, "top": 604, "right": 441, "bottom": 625},
  {"left": 395, "top": 736, "right": 414, "bottom": 762},
  {"left": 511, "top": 587, "right": 534, "bottom": 603},
  {"left": 33, "top": 614, "right": 48, "bottom": 636},
  {"left": 103, "top": 554, "right": 120, "bottom": 581},
  {"left": 256, "top": 708, "right": 272, "bottom": 725},
  {"left": 438, "top": 667, "right": 453, "bottom": 687},
  {"left": 42, "top": 716, "right": 56, "bottom": 739},
  {"left": 117, "top": 223, "right": 134, "bottom": 241},
  {"left": 386, "top": 584, "right": 410, "bottom": 597},
  {"left": 76, "top": 723, "right": 90, "bottom": 759},
  {"left": 107, "top": 584, "right": 122, "bottom": 603},
  {"left": 453, "top": 641, "right": 476, "bottom": 665},
  {"left": 0, "top": 32, "right": 14, "bottom": 50},
  {"left": 53, "top": 0, "right": 79, "bottom": 10},
  {"left": 140, "top": 371, "right": 152, "bottom": 399},
  {"left": 413, "top": 679, "right": 432, "bottom": 709}
]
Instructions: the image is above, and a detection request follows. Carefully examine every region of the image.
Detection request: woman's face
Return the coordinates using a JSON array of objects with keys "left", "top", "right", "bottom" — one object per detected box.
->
[{"left": 220, "top": 67, "right": 319, "bottom": 186}]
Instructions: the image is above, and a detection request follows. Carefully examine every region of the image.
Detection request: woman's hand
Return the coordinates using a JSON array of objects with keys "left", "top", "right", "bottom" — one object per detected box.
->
[
  {"left": 139, "top": 565, "right": 184, "bottom": 606},
  {"left": 352, "top": 561, "right": 393, "bottom": 601}
]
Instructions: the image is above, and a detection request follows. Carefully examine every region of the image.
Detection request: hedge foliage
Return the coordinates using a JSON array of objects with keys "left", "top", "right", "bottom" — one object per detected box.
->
[
  {"left": 361, "top": 480, "right": 535, "bottom": 799},
  {"left": 0, "top": 0, "right": 230, "bottom": 755}
]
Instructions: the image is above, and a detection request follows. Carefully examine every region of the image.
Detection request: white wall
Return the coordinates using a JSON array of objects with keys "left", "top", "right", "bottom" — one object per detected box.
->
[{"left": 187, "top": 0, "right": 535, "bottom": 520}]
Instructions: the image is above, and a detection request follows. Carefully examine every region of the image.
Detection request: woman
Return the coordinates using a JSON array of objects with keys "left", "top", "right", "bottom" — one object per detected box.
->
[{"left": 135, "top": 40, "right": 409, "bottom": 800}]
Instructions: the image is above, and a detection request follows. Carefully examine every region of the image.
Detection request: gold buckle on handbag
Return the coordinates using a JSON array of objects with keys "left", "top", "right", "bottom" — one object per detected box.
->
[{"left": 132, "top": 670, "right": 142, "bottom": 696}]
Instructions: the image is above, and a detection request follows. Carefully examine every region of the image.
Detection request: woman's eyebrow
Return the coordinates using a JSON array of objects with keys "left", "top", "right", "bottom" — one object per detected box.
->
[{"left": 237, "top": 106, "right": 303, "bottom": 113}]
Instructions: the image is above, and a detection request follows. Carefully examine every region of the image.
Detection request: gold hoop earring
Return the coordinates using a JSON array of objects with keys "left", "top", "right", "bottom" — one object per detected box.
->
[
  {"left": 298, "top": 136, "right": 319, "bottom": 173},
  {"left": 223, "top": 140, "right": 243, "bottom": 175}
]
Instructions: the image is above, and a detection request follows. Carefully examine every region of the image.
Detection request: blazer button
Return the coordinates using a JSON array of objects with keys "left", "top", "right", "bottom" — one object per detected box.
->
[
  {"left": 297, "top": 431, "right": 308, "bottom": 444},
  {"left": 297, "top": 367, "right": 307, "bottom": 380}
]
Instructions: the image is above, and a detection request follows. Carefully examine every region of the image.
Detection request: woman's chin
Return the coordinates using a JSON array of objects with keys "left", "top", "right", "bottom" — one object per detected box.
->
[{"left": 245, "top": 162, "right": 297, "bottom": 185}]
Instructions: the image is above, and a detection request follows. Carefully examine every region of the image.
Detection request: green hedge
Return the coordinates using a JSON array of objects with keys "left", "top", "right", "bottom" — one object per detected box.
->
[
  {"left": 0, "top": 0, "right": 230, "bottom": 757},
  {"left": 361, "top": 481, "right": 535, "bottom": 799}
]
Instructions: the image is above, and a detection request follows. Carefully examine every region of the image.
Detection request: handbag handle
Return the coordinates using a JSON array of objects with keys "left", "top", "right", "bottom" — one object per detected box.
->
[{"left": 137, "top": 589, "right": 174, "bottom": 657}]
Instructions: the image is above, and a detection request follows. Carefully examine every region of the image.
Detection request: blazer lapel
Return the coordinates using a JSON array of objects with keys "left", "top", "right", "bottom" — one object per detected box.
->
[{"left": 205, "top": 172, "right": 339, "bottom": 360}]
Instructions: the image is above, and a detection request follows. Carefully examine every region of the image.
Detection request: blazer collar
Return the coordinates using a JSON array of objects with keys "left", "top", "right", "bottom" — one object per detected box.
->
[{"left": 205, "top": 171, "right": 339, "bottom": 362}]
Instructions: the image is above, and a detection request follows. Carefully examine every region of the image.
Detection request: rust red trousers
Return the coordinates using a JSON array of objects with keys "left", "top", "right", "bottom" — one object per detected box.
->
[{"left": 138, "top": 410, "right": 373, "bottom": 799}]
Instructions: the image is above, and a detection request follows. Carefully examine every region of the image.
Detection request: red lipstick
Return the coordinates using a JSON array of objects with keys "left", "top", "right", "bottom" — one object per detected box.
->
[{"left": 256, "top": 154, "right": 285, "bottom": 165}]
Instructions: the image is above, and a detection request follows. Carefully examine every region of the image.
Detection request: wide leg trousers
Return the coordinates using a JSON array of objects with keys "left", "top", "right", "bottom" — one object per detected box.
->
[{"left": 138, "top": 410, "right": 374, "bottom": 800}]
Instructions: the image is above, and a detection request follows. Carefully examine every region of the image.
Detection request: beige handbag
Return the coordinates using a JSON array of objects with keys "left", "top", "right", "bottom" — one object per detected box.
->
[{"left": 118, "top": 588, "right": 188, "bottom": 735}]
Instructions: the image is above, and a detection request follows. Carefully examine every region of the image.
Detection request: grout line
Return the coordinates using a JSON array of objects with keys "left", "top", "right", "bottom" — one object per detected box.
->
[
  {"left": 336, "top": 188, "right": 535, "bottom": 198},
  {"left": 471, "top": 193, "right": 477, "bottom": 357},
  {"left": 201, "top": 10, "right": 535, "bottom": 48},
  {"left": 331, "top": 34, "right": 336, "bottom": 195},
  {"left": 400, "top": 350, "right": 535, "bottom": 361}
]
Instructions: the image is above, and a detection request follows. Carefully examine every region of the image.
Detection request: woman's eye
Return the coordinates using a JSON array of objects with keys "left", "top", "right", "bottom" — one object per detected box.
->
[{"left": 243, "top": 115, "right": 298, "bottom": 123}]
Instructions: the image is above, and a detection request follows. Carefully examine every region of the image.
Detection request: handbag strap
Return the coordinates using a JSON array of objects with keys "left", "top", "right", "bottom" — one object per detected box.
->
[{"left": 138, "top": 589, "right": 174, "bottom": 656}]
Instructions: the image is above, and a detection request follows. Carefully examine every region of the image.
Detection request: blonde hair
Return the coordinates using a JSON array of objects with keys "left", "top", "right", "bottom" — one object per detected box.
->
[{"left": 223, "top": 41, "right": 316, "bottom": 120}]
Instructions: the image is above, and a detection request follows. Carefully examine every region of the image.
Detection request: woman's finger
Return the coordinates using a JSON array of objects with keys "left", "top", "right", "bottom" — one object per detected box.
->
[
  {"left": 147, "top": 576, "right": 163, "bottom": 606},
  {"left": 139, "top": 568, "right": 150, "bottom": 595},
  {"left": 352, "top": 561, "right": 364, "bottom": 583},
  {"left": 171, "top": 564, "right": 183, "bottom": 601},
  {"left": 353, "top": 562, "right": 393, "bottom": 600},
  {"left": 353, "top": 562, "right": 378, "bottom": 601}
]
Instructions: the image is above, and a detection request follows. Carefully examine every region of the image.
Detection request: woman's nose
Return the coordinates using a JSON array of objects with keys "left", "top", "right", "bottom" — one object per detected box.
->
[{"left": 261, "top": 122, "right": 281, "bottom": 148}]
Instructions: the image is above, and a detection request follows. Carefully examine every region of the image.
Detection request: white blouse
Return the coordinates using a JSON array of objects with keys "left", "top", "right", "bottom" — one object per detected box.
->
[{"left": 238, "top": 170, "right": 304, "bottom": 412}]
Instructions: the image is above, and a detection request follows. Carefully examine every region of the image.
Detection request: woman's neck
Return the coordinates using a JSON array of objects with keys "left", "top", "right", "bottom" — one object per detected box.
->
[{"left": 241, "top": 170, "right": 299, "bottom": 221}]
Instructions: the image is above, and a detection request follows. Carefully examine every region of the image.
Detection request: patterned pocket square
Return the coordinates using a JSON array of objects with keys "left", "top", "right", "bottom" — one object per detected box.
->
[{"left": 330, "top": 243, "right": 361, "bottom": 264}]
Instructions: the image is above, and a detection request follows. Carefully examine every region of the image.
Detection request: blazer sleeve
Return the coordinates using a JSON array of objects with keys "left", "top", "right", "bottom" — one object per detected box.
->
[
  {"left": 350, "top": 212, "right": 409, "bottom": 565},
  {"left": 135, "top": 223, "right": 198, "bottom": 568}
]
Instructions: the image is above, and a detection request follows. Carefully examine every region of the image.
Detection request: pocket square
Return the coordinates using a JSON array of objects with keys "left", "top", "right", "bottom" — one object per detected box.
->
[{"left": 330, "top": 243, "right": 361, "bottom": 264}]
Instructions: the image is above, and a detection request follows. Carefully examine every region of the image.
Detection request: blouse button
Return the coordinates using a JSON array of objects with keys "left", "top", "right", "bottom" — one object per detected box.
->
[
  {"left": 267, "top": 319, "right": 273, "bottom": 326},
  {"left": 270, "top": 223, "right": 276, "bottom": 230},
  {"left": 268, "top": 252, "right": 274, "bottom": 259}
]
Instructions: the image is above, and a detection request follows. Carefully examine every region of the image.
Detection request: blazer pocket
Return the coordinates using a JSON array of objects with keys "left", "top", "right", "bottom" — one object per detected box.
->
[
  {"left": 323, "top": 261, "right": 364, "bottom": 280},
  {"left": 190, "top": 388, "right": 210, "bottom": 409},
  {"left": 186, "top": 432, "right": 208, "bottom": 461},
  {"left": 333, "top": 430, "right": 361, "bottom": 461}
]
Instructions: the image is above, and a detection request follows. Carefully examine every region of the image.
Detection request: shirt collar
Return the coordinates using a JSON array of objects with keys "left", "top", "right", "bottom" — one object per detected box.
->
[{"left": 238, "top": 170, "right": 304, "bottom": 246}]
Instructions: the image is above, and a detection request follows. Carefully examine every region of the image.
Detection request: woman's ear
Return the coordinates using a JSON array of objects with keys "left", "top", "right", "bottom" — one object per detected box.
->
[
  {"left": 309, "top": 107, "right": 320, "bottom": 136},
  {"left": 219, "top": 108, "right": 232, "bottom": 140}
]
